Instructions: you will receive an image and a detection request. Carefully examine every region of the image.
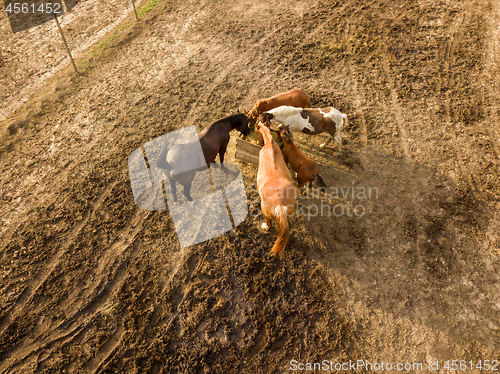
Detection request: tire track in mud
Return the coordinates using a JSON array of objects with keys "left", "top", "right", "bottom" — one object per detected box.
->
[
  {"left": 0, "top": 173, "right": 142, "bottom": 371},
  {"left": 84, "top": 323, "right": 125, "bottom": 374},
  {"left": 56, "top": 210, "right": 146, "bottom": 326},
  {"left": 0, "top": 178, "right": 114, "bottom": 333},
  {"left": 0, "top": 141, "right": 105, "bottom": 337},
  {"left": 0, "top": 123, "right": 131, "bottom": 346},
  {"left": 345, "top": 21, "right": 368, "bottom": 147},
  {"left": 480, "top": 0, "right": 500, "bottom": 164},
  {"left": 7, "top": 321, "right": 91, "bottom": 374},
  {"left": 0, "top": 133, "right": 104, "bottom": 243},
  {"left": 378, "top": 44, "right": 412, "bottom": 159},
  {"left": 0, "top": 207, "right": 146, "bottom": 372},
  {"left": 372, "top": 12, "right": 443, "bottom": 306},
  {"left": 440, "top": 8, "right": 490, "bottom": 209}
]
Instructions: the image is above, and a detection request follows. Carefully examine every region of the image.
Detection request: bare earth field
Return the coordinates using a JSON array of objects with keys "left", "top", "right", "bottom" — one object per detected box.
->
[{"left": 1, "top": 0, "right": 500, "bottom": 372}]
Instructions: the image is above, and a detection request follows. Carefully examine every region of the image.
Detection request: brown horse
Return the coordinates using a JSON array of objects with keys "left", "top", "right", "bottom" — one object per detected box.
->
[
  {"left": 260, "top": 106, "right": 348, "bottom": 150},
  {"left": 246, "top": 89, "right": 311, "bottom": 127},
  {"left": 279, "top": 125, "right": 327, "bottom": 191},
  {"left": 156, "top": 113, "right": 251, "bottom": 201},
  {"left": 256, "top": 116, "right": 296, "bottom": 257}
]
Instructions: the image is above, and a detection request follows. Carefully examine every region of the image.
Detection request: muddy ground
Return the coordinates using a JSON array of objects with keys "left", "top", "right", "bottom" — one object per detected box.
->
[{"left": 1, "top": 0, "right": 500, "bottom": 372}]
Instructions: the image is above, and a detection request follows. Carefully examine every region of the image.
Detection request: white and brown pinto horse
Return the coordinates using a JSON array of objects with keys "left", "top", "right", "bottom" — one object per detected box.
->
[
  {"left": 256, "top": 116, "right": 296, "bottom": 257},
  {"left": 246, "top": 89, "right": 311, "bottom": 126},
  {"left": 260, "top": 105, "right": 348, "bottom": 150}
]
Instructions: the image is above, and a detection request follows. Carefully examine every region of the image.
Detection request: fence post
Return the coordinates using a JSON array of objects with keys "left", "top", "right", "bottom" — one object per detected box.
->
[
  {"left": 53, "top": 13, "right": 78, "bottom": 73},
  {"left": 131, "top": 0, "right": 139, "bottom": 20}
]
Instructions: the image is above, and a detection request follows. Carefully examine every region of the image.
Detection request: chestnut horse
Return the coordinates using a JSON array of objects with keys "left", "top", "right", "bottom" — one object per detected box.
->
[
  {"left": 279, "top": 125, "right": 327, "bottom": 190},
  {"left": 256, "top": 116, "right": 296, "bottom": 257},
  {"left": 260, "top": 106, "right": 348, "bottom": 150},
  {"left": 246, "top": 88, "right": 311, "bottom": 127}
]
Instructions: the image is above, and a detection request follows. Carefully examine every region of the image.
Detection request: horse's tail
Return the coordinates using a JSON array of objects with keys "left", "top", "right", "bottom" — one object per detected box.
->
[
  {"left": 342, "top": 114, "right": 348, "bottom": 130},
  {"left": 314, "top": 173, "right": 327, "bottom": 190},
  {"left": 334, "top": 114, "right": 348, "bottom": 148},
  {"left": 271, "top": 205, "right": 290, "bottom": 257}
]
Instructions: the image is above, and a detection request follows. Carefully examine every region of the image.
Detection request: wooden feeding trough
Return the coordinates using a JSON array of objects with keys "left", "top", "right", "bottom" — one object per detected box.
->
[{"left": 235, "top": 138, "right": 261, "bottom": 166}]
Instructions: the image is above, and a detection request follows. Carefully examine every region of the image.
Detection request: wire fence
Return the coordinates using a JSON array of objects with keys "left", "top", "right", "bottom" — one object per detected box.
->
[{"left": 0, "top": 0, "right": 152, "bottom": 121}]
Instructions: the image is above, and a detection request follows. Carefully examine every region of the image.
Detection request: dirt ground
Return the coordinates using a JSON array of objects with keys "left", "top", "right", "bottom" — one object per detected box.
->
[{"left": 1, "top": 0, "right": 500, "bottom": 372}]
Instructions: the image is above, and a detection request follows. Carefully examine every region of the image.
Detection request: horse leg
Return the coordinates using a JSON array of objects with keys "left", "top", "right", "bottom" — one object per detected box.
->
[
  {"left": 219, "top": 142, "right": 228, "bottom": 169},
  {"left": 319, "top": 136, "right": 333, "bottom": 149},
  {"left": 298, "top": 176, "right": 307, "bottom": 195},
  {"left": 181, "top": 179, "right": 193, "bottom": 201},
  {"left": 168, "top": 177, "right": 178, "bottom": 202},
  {"left": 174, "top": 171, "right": 195, "bottom": 201},
  {"left": 319, "top": 122, "right": 341, "bottom": 151},
  {"left": 336, "top": 137, "right": 342, "bottom": 151},
  {"left": 261, "top": 203, "right": 273, "bottom": 230},
  {"left": 163, "top": 165, "right": 177, "bottom": 202},
  {"left": 219, "top": 150, "right": 226, "bottom": 169},
  {"left": 333, "top": 129, "right": 342, "bottom": 151},
  {"left": 262, "top": 216, "right": 273, "bottom": 230}
]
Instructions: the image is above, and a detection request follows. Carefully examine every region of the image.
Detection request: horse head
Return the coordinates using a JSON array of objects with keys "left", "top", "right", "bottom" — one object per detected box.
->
[
  {"left": 235, "top": 113, "right": 252, "bottom": 136},
  {"left": 278, "top": 124, "right": 293, "bottom": 144},
  {"left": 257, "top": 113, "right": 273, "bottom": 126},
  {"left": 245, "top": 108, "right": 259, "bottom": 127}
]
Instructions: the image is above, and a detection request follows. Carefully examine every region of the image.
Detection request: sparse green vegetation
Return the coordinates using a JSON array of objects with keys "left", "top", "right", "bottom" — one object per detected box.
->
[
  {"left": 90, "top": 22, "right": 131, "bottom": 57},
  {"left": 138, "top": 0, "right": 160, "bottom": 16}
]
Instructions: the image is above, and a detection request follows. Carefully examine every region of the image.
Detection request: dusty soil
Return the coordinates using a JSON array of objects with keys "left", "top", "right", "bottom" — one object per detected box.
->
[
  {"left": 0, "top": 0, "right": 147, "bottom": 120},
  {"left": 1, "top": 0, "right": 500, "bottom": 372}
]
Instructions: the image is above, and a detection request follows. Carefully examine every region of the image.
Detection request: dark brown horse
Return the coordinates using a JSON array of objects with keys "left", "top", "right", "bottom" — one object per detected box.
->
[
  {"left": 279, "top": 125, "right": 327, "bottom": 191},
  {"left": 156, "top": 113, "right": 251, "bottom": 201}
]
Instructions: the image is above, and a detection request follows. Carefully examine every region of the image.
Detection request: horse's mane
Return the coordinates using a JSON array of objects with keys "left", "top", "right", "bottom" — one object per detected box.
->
[
  {"left": 248, "top": 99, "right": 269, "bottom": 119},
  {"left": 260, "top": 125, "right": 274, "bottom": 146},
  {"left": 247, "top": 105, "right": 258, "bottom": 118},
  {"left": 259, "top": 125, "right": 279, "bottom": 171},
  {"left": 212, "top": 113, "right": 246, "bottom": 129},
  {"left": 257, "top": 99, "right": 270, "bottom": 110},
  {"left": 266, "top": 106, "right": 303, "bottom": 117}
]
